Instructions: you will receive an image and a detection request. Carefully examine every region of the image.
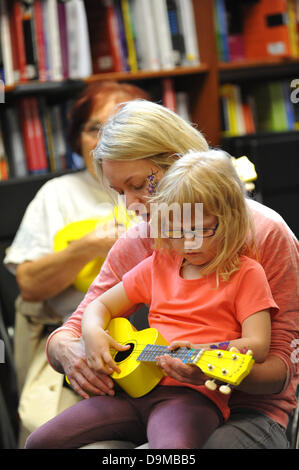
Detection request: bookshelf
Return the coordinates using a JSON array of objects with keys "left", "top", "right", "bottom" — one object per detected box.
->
[{"left": 0, "top": 0, "right": 298, "bottom": 236}]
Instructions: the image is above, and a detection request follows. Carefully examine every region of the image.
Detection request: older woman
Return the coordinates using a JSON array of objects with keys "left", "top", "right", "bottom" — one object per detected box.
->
[{"left": 47, "top": 100, "right": 299, "bottom": 449}]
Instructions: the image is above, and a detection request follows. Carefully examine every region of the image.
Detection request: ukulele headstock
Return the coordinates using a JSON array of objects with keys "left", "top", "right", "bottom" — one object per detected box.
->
[{"left": 196, "top": 348, "right": 255, "bottom": 393}]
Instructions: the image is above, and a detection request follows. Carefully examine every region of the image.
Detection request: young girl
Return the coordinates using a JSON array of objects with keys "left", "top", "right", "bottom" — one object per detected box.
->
[{"left": 26, "top": 150, "right": 278, "bottom": 449}]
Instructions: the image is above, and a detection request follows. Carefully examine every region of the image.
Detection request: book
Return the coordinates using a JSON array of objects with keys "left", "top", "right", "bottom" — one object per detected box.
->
[
  {"left": 121, "top": 0, "right": 138, "bottom": 72},
  {"left": 1, "top": 106, "right": 27, "bottom": 178},
  {"left": 0, "top": 0, "right": 14, "bottom": 85},
  {"left": 287, "top": 0, "right": 299, "bottom": 57},
  {"left": 175, "top": 0, "right": 200, "bottom": 66},
  {"left": 243, "top": 0, "right": 292, "bottom": 59},
  {"left": 130, "top": 0, "right": 160, "bottom": 71},
  {"left": 57, "top": 1, "right": 69, "bottom": 79},
  {"left": 176, "top": 91, "right": 191, "bottom": 121},
  {"left": 282, "top": 80, "right": 296, "bottom": 129},
  {"left": 86, "top": 0, "right": 123, "bottom": 73},
  {"left": 65, "top": 0, "right": 92, "bottom": 79},
  {"left": 213, "top": 0, "right": 230, "bottom": 62},
  {"left": 44, "top": 0, "right": 63, "bottom": 80},
  {"left": 18, "top": 97, "right": 48, "bottom": 174},
  {"left": 162, "top": 78, "right": 177, "bottom": 112},
  {"left": 225, "top": 0, "right": 246, "bottom": 62},
  {"left": 242, "top": 99, "right": 256, "bottom": 134},
  {"left": 49, "top": 104, "right": 67, "bottom": 171},
  {"left": 8, "top": 3, "right": 21, "bottom": 83},
  {"left": 38, "top": 97, "right": 56, "bottom": 171},
  {"left": 151, "top": 0, "right": 174, "bottom": 69},
  {"left": 268, "top": 81, "right": 289, "bottom": 131},
  {"left": 0, "top": 123, "right": 9, "bottom": 180},
  {"left": 31, "top": 97, "right": 49, "bottom": 172},
  {"left": 114, "top": 0, "right": 129, "bottom": 71},
  {"left": 22, "top": 2, "right": 39, "bottom": 80},
  {"left": 219, "top": 84, "right": 238, "bottom": 136},
  {"left": 253, "top": 81, "right": 289, "bottom": 132},
  {"left": 232, "top": 85, "right": 246, "bottom": 135},
  {"left": 33, "top": 0, "right": 48, "bottom": 81},
  {"left": 166, "top": 0, "right": 185, "bottom": 66}
]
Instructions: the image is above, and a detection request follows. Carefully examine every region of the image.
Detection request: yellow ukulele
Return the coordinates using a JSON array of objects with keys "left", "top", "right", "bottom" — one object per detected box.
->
[{"left": 108, "top": 318, "right": 255, "bottom": 398}]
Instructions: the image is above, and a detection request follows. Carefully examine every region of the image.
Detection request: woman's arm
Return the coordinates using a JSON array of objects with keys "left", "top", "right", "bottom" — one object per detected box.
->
[
  {"left": 46, "top": 329, "right": 116, "bottom": 399},
  {"left": 189, "top": 310, "right": 271, "bottom": 364},
  {"left": 16, "top": 227, "right": 122, "bottom": 301}
]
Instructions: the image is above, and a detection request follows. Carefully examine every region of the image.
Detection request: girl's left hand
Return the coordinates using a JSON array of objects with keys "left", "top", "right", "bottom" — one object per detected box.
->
[{"left": 156, "top": 354, "right": 206, "bottom": 386}]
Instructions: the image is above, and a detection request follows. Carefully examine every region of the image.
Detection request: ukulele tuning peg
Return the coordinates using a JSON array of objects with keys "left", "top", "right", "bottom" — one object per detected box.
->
[
  {"left": 246, "top": 350, "right": 253, "bottom": 356},
  {"left": 229, "top": 346, "right": 240, "bottom": 353},
  {"left": 219, "top": 384, "right": 232, "bottom": 395},
  {"left": 205, "top": 379, "right": 217, "bottom": 391}
]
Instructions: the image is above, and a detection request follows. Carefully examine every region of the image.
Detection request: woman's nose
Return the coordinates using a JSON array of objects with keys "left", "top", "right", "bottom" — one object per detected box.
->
[{"left": 124, "top": 191, "right": 146, "bottom": 212}]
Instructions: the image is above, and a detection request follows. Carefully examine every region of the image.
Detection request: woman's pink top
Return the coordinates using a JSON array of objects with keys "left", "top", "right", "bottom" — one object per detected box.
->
[{"left": 46, "top": 199, "right": 299, "bottom": 428}]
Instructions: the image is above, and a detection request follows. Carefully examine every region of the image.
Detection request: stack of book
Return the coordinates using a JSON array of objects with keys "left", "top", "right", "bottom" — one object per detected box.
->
[
  {"left": 0, "top": 0, "right": 92, "bottom": 86},
  {"left": 0, "top": 96, "right": 74, "bottom": 180},
  {"left": 214, "top": 0, "right": 299, "bottom": 62},
  {"left": 87, "top": 0, "right": 200, "bottom": 74},
  {"left": 220, "top": 80, "right": 299, "bottom": 136}
]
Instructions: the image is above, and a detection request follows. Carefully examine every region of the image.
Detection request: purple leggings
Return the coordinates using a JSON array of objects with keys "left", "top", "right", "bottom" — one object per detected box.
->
[{"left": 25, "top": 386, "right": 222, "bottom": 449}]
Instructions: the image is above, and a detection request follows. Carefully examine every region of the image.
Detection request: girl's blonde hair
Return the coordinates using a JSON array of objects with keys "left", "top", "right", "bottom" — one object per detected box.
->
[
  {"left": 93, "top": 99, "right": 209, "bottom": 185},
  {"left": 151, "top": 149, "right": 256, "bottom": 283}
]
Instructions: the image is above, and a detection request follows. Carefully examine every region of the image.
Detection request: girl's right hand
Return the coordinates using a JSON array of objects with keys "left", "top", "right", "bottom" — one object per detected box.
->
[{"left": 84, "top": 328, "right": 130, "bottom": 375}]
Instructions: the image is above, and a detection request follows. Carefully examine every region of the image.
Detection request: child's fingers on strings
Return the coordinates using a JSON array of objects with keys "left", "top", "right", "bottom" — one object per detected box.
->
[{"left": 168, "top": 340, "right": 193, "bottom": 351}]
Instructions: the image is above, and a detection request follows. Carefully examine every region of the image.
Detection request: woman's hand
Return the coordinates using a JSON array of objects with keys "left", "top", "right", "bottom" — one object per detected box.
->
[
  {"left": 16, "top": 222, "right": 126, "bottom": 302},
  {"left": 49, "top": 332, "right": 117, "bottom": 399},
  {"left": 84, "top": 221, "right": 127, "bottom": 259}
]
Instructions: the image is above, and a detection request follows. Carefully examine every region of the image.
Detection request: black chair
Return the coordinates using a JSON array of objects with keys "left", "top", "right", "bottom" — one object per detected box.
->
[{"left": 0, "top": 174, "right": 59, "bottom": 449}]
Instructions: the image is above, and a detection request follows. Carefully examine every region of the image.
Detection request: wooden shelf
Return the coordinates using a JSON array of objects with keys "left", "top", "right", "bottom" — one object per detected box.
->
[
  {"left": 4, "top": 65, "right": 209, "bottom": 96},
  {"left": 219, "top": 57, "right": 299, "bottom": 82},
  {"left": 0, "top": 169, "right": 81, "bottom": 188},
  {"left": 219, "top": 56, "right": 299, "bottom": 70},
  {"left": 5, "top": 79, "right": 85, "bottom": 96},
  {"left": 85, "top": 65, "right": 209, "bottom": 83}
]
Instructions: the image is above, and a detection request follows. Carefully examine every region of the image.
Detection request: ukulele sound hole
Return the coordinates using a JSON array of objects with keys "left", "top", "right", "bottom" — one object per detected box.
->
[{"left": 114, "top": 343, "right": 135, "bottom": 363}]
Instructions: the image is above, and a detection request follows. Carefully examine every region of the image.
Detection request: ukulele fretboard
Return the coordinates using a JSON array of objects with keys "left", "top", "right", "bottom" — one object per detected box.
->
[{"left": 137, "top": 345, "right": 204, "bottom": 364}]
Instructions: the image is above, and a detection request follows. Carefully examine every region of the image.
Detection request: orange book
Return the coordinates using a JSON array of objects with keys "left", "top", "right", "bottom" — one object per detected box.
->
[
  {"left": 243, "top": 0, "right": 291, "bottom": 59},
  {"left": 242, "top": 102, "right": 256, "bottom": 134}
]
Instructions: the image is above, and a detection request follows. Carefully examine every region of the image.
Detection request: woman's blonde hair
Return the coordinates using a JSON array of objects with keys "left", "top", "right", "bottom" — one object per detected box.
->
[
  {"left": 93, "top": 99, "right": 209, "bottom": 185},
  {"left": 151, "top": 149, "right": 256, "bottom": 283}
]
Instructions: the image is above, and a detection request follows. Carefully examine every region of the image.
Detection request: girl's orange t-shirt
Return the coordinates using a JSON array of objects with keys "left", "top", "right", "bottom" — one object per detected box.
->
[{"left": 122, "top": 251, "right": 278, "bottom": 420}]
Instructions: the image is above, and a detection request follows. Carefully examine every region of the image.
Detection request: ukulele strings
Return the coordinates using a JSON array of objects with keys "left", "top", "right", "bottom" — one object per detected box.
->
[{"left": 109, "top": 344, "right": 246, "bottom": 374}]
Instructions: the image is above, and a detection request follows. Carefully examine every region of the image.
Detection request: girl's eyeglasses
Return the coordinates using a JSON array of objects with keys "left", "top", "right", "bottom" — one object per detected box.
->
[{"left": 163, "top": 224, "right": 218, "bottom": 239}]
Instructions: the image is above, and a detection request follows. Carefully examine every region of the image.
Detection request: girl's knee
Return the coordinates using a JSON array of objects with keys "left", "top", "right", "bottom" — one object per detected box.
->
[
  {"left": 25, "top": 427, "right": 59, "bottom": 449},
  {"left": 25, "top": 430, "right": 44, "bottom": 449}
]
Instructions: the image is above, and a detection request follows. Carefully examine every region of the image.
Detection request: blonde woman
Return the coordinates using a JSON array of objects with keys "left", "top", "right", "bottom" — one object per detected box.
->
[
  {"left": 26, "top": 150, "right": 277, "bottom": 449},
  {"left": 45, "top": 100, "right": 298, "bottom": 449}
]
